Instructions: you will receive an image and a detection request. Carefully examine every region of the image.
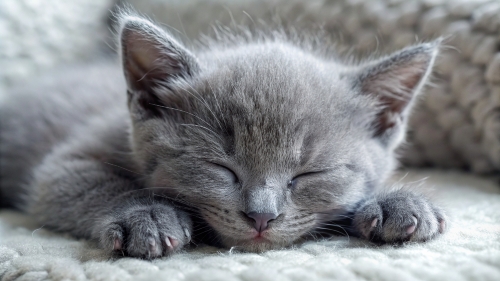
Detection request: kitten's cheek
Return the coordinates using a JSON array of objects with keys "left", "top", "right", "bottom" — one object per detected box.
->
[
  {"left": 150, "top": 169, "right": 168, "bottom": 187},
  {"left": 150, "top": 169, "right": 178, "bottom": 191},
  {"left": 202, "top": 213, "right": 256, "bottom": 239}
]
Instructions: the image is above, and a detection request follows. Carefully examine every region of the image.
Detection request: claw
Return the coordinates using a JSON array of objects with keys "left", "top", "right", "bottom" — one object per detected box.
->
[
  {"left": 164, "top": 236, "right": 173, "bottom": 252},
  {"left": 165, "top": 236, "right": 172, "bottom": 247},
  {"left": 371, "top": 218, "right": 378, "bottom": 228},
  {"left": 184, "top": 228, "right": 191, "bottom": 242},
  {"left": 148, "top": 237, "right": 156, "bottom": 252},
  {"left": 163, "top": 236, "right": 179, "bottom": 252}
]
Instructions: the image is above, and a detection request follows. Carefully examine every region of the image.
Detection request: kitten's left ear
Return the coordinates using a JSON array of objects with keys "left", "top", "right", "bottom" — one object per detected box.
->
[
  {"left": 120, "top": 16, "right": 198, "bottom": 91},
  {"left": 354, "top": 41, "right": 440, "bottom": 148},
  {"left": 119, "top": 16, "right": 199, "bottom": 119}
]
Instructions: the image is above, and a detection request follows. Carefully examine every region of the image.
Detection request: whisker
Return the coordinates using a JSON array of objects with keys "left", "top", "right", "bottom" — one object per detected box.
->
[
  {"left": 177, "top": 83, "right": 224, "bottom": 131},
  {"left": 102, "top": 162, "right": 145, "bottom": 176},
  {"left": 316, "top": 213, "right": 355, "bottom": 220},
  {"left": 180, "top": 124, "right": 224, "bottom": 142},
  {"left": 314, "top": 226, "right": 350, "bottom": 242},
  {"left": 148, "top": 103, "right": 216, "bottom": 130},
  {"left": 207, "top": 82, "right": 229, "bottom": 132}
]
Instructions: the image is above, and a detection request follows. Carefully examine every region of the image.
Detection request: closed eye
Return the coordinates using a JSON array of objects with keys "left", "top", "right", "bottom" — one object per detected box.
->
[
  {"left": 288, "top": 171, "right": 324, "bottom": 189},
  {"left": 294, "top": 171, "right": 324, "bottom": 178},
  {"left": 208, "top": 162, "right": 239, "bottom": 184}
]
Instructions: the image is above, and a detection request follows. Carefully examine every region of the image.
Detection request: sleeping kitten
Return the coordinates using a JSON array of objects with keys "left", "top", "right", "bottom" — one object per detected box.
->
[{"left": 0, "top": 15, "right": 446, "bottom": 258}]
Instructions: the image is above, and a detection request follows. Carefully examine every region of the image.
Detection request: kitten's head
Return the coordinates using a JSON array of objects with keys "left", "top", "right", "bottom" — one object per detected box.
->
[{"left": 119, "top": 16, "right": 438, "bottom": 252}]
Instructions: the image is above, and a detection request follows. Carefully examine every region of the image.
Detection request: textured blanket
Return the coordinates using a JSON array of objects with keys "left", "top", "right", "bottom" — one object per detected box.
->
[{"left": 1, "top": 170, "right": 499, "bottom": 281}]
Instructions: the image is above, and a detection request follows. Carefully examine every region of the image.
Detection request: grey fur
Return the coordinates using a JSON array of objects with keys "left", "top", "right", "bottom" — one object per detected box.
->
[
  {"left": 0, "top": 15, "right": 445, "bottom": 257},
  {"left": 353, "top": 189, "right": 447, "bottom": 243}
]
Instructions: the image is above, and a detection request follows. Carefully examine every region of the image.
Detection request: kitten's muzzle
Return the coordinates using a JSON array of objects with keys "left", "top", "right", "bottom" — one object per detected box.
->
[{"left": 244, "top": 212, "right": 278, "bottom": 233}]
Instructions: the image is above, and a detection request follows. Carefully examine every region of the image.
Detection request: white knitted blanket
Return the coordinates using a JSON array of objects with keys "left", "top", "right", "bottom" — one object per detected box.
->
[{"left": 1, "top": 170, "right": 499, "bottom": 281}]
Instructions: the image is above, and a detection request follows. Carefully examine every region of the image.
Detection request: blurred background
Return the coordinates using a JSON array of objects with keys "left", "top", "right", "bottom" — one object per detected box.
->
[{"left": 1, "top": 0, "right": 499, "bottom": 175}]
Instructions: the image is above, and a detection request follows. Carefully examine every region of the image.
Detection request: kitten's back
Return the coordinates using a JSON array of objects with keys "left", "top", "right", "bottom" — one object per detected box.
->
[{"left": 0, "top": 61, "right": 126, "bottom": 207}]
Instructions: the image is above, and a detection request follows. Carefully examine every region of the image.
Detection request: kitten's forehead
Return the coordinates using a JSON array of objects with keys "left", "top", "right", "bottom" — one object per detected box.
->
[
  {"left": 201, "top": 42, "right": 348, "bottom": 117},
  {"left": 195, "top": 43, "right": 363, "bottom": 174}
]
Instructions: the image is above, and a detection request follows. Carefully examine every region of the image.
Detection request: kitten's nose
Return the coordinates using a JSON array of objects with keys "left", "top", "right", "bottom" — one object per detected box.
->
[{"left": 245, "top": 212, "right": 278, "bottom": 232}]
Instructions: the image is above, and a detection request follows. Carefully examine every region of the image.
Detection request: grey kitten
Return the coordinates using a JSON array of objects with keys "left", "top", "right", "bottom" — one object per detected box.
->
[{"left": 0, "top": 15, "right": 446, "bottom": 258}]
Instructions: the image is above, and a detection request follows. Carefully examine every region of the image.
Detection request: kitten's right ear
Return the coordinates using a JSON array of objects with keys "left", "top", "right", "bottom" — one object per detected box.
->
[
  {"left": 119, "top": 16, "right": 199, "bottom": 114},
  {"left": 352, "top": 41, "right": 439, "bottom": 148}
]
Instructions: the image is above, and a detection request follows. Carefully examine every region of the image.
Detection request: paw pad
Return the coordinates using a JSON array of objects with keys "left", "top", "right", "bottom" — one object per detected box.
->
[
  {"left": 439, "top": 219, "right": 446, "bottom": 234},
  {"left": 162, "top": 236, "right": 179, "bottom": 253},
  {"left": 406, "top": 216, "right": 418, "bottom": 235},
  {"left": 113, "top": 238, "right": 123, "bottom": 251}
]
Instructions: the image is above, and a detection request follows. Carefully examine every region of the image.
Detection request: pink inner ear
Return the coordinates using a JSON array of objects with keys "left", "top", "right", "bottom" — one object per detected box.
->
[
  {"left": 122, "top": 28, "right": 167, "bottom": 90},
  {"left": 119, "top": 18, "right": 200, "bottom": 121},
  {"left": 120, "top": 17, "right": 197, "bottom": 94},
  {"left": 360, "top": 50, "right": 435, "bottom": 137}
]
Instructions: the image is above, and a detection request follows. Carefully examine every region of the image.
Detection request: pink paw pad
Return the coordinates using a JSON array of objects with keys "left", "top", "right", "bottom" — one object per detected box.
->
[
  {"left": 439, "top": 219, "right": 446, "bottom": 233},
  {"left": 406, "top": 216, "right": 418, "bottom": 235},
  {"left": 147, "top": 237, "right": 163, "bottom": 257},
  {"left": 163, "top": 236, "right": 179, "bottom": 252},
  {"left": 362, "top": 218, "right": 378, "bottom": 238},
  {"left": 113, "top": 238, "right": 122, "bottom": 251}
]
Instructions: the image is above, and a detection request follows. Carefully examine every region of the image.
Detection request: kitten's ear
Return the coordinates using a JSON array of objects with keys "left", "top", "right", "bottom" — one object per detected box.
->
[
  {"left": 119, "top": 16, "right": 198, "bottom": 116},
  {"left": 354, "top": 41, "right": 439, "bottom": 147}
]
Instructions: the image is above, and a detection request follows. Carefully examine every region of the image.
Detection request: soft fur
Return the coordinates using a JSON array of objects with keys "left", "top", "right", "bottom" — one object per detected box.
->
[{"left": 0, "top": 14, "right": 445, "bottom": 258}]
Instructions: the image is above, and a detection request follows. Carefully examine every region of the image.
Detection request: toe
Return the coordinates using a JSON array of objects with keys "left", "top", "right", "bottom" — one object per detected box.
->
[
  {"left": 169, "top": 237, "right": 179, "bottom": 248},
  {"left": 439, "top": 219, "right": 446, "bottom": 234},
  {"left": 362, "top": 218, "right": 378, "bottom": 238},
  {"left": 361, "top": 218, "right": 378, "bottom": 238},
  {"left": 144, "top": 236, "right": 162, "bottom": 258},
  {"left": 162, "top": 235, "right": 178, "bottom": 254},
  {"left": 406, "top": 216, "right": 418, "bottom": 235},
  {"left": 100, "top": 223, "right": 124, "bottom": 252},
  {"left": 113, "top": 238, "right": 123, "bottom": 251}
]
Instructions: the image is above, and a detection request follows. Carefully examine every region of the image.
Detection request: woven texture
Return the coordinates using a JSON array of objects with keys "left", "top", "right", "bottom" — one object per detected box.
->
[
  {"left": 124, "top": 0, "right": 500, "bottom": 174},
  {"left": 0, "top": 0, "right": 114, "bottom": 94},
  {"left": 1, "top": 170, "right": 500, "bottom": 281}
]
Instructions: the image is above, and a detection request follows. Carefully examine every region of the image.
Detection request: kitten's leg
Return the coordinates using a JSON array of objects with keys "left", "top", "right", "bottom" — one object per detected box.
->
[
  {"left": 351, "top": 190, "right": 446, "bottom": 243},
  {"left": 27, "top": 150, "right": 192, "bottom": 259}
]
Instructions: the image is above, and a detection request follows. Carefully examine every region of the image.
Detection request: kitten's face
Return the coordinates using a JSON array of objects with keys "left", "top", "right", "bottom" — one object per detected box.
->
[{"left": 120, "top": 17, "right": 437, "bottom": 251}]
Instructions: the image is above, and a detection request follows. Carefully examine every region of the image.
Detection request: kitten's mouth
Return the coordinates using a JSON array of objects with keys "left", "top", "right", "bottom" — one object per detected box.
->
[
  {"left": 200, "top": 212, "right": 293, "bottom": 251},
  {"left": 229, "top": 230, "right": 276, "bottom": 251},
  {"left": 251, "top": 232, "right": 270, "bottom": 242}
]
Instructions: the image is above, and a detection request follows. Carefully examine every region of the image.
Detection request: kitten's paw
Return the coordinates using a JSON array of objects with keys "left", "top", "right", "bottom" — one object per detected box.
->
[
  {"left": 97, "top": 203, "right": 192, "bottom": 259},
  {"left": 353, "top": 190, "right": 446, "bottom": 243}
]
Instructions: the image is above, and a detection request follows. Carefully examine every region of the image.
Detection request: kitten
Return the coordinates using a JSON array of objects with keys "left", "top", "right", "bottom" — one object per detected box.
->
[{"left": 0, "top": 15, "right": 446, "bottom": 258}]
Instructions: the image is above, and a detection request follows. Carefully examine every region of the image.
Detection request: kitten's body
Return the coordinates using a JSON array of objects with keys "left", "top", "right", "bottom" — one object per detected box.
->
[
  {"left": 0, "top": 15, "right": 446, "bottom": 258},
  {"left": 0, "top": 63, "right": 127, "bottom": 207}
]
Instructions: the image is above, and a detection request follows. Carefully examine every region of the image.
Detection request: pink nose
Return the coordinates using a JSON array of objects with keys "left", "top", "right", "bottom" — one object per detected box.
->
[{"left": 245, "top": 212, "right": 278, "bottom": 232}]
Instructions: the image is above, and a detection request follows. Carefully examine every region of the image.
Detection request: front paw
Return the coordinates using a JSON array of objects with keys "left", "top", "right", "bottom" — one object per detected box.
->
[
  {"left": 353, "top": 190, "right": 446, "bottom": 243},
  {"left": 96, "top": 203, "right": 192, "bottom": 259}
]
